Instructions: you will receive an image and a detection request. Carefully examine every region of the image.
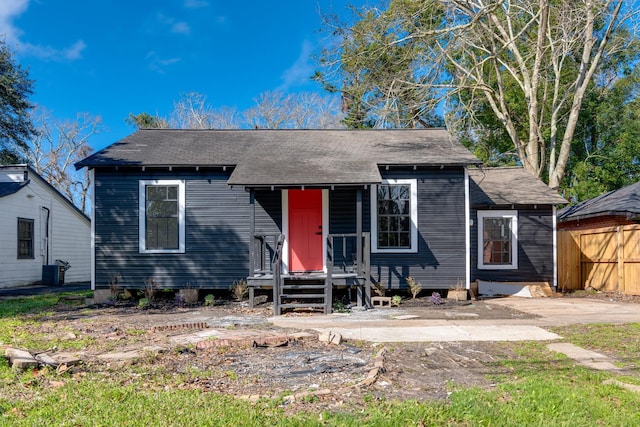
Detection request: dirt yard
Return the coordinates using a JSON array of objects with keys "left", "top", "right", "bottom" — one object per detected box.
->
[{"left": 8, "top": 290, "right": 633, "bottom": 411}]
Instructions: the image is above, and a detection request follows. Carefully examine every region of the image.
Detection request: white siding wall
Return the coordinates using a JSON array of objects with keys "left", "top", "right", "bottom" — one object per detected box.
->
[{"left": 0, "top": 169, "right": 90, "bottom": 288}]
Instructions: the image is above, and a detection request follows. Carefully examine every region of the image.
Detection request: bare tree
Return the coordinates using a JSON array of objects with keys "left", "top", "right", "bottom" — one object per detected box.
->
[
  {"left": 26, "top": 108, "right": 101, "bottom": 214},
  {"left": 169, "top": 92, "right": 240, "bottom": 129},
  {"left": 244, "top": 91, "right": 344, "bottom": 129},
  {"left": 438, "top": 0, "right": 636, "bottom": 188}
]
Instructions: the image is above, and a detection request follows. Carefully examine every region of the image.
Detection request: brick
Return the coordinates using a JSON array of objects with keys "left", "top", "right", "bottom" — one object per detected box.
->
[
  {"left": 371, "top": 296, "right": 392, "bottom": 307},
  {"left": 5, "top": 348, "right": 37, "bottom": 370}
]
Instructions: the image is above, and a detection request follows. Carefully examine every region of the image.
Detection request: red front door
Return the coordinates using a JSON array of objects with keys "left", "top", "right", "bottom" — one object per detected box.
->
[{"left": 288, "top": 189, "right": 323, "bottom": 272}]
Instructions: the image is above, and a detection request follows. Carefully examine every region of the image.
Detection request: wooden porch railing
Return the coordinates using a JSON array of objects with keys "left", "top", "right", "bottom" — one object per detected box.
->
[
  {"left": 251, "top": 233, "right": 283, "bottom": 275},
  {"left": 326, "top": 232, "right": 371, "bottom": 310},
  {"left": 271, "top": 234, "right": 285, "bottom": 315}
]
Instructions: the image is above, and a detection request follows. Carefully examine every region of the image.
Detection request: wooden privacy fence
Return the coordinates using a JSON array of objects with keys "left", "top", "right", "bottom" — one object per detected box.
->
[{"left": 558, "top": 224, "right": 640, "bottom": 294}]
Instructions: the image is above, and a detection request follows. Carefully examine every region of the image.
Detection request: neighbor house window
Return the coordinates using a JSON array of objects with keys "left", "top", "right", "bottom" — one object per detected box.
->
[
  {"left": 477, "top": 210, "right": 518, "bottom": 269},
  {"left": 17, "top": 218, "right": 34, "bottom": 259},
  {"left": 371, "top": 179, "right": 418, "bottom": 253},
  {"left": 139, "top": 180, "right": 185, "bottom": 253}
]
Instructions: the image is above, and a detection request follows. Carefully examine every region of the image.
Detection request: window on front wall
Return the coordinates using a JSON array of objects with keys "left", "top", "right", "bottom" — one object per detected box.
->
[
  {"left": 139, "top": 180, "right": 185, "bottom": 253},
  {"left": 477, "top": 210, "right": 518, "bottom": 269},
  {"left": 371, "top": 179, "right": 418, "bottom": 253},
  {"left": 17, "top": 217, "right": 34, "bottom": 259}
]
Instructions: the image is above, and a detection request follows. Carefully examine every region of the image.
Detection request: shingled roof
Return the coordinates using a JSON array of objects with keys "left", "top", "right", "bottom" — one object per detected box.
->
[
  {"left": 558, "top": 181, "right": 640, "bottom": 222},
  {"left": 76, "top": 129, "right": 481, "bottom": 186},
  {"left": 469, "top": 167, "right": 566, "bottom": 206},
  {"left": 0, "top": 180, "right": 29, "bottom": 198}
]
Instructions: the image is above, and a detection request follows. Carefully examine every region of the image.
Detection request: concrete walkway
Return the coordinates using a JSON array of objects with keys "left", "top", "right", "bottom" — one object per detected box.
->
[{"left": 269, "top": 297, "right": 640, "bottom": 343}]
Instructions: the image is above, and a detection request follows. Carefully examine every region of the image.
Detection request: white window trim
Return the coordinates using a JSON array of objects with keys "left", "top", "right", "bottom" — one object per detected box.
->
[
  {"left": 371, "top": 178, "right": 418, "bottom": 253},
  {"left": 139, "top": 180, "right": 186, "bottom": 254},
  {"left": 477, "top": 210, "right": 518, "bottom": 270}
]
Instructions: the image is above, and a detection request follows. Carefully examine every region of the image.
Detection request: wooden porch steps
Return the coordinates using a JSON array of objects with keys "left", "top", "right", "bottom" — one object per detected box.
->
[
  {"left": 280, "top": 293, "right": 326, "bottom": 299},
  {"left": 278, "top": 303, "right": 328, "bottom": 310},
  {"left": 276, "top": 278, "right": 329, "bottom": 315}
]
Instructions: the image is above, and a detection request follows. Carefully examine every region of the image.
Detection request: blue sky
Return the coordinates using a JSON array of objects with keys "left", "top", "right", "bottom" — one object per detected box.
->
[{"left": 2, "top": 0, "right": 367, "bottom": 150}]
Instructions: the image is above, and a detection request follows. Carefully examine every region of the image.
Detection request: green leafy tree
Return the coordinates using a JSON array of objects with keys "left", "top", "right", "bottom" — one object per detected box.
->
[
  {"left": 125, "top": 112, "right": 168, "bottom": 129},
  {"left": 561, "top": 69, "right": 640, "bottom": 202},
  {"left": 0, "top": 40, "right": 36, "bottom": 163},
  {"left": 316, "top": 2, "right": 445, "bottom": 129}
]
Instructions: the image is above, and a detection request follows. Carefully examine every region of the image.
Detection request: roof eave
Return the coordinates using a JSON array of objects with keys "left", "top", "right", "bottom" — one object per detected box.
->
[{"left": 559, "top": 210, "right": 640, "bottom": 222}]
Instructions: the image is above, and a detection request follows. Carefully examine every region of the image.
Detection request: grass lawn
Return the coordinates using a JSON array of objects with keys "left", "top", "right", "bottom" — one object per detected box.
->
[{"left": 1, "top": 294, "right": 639, "bottom": 426}]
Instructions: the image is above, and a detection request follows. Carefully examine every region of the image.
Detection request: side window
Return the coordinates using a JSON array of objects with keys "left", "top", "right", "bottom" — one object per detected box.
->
[
  {"left": 139, "top": 180, "right": 185, "bottom": 253},
  {"left": 17, "top": 218, "right": 34, "bottom": 259},
  {"left": 371, "top": 179, "right": 418, "bottom": 253},
  {"left": 477, "top": 210, "right": 518, "bottom": 269}
]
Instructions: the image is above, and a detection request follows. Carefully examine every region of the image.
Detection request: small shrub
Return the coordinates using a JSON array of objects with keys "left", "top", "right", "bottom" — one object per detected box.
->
[
  {"left": 405, "top": 276, "right": 422, "bottom": 299},
  {"left": 451, "top": 278, "right": 466, "bottom": 292},
  {"left": 372, "top": 282, "right": 387, "bottom": 297},
  {"left": 333, "top": 301, "right": 350, "bottom": 313},
  {"left": 142, "top": 278, "right": 160, "bottom": 302},
  {"left": 230, "top": 279, "right": 248, "bottom": 302},
  {"left": 391, "top": 295, "right": 402, "bottom": 306},
  {"left": 138, "top": 298, "right": 149, "bottom": 309},
  {"left": 109, "top": 273, "right": 123, "bottom": 300},
  {"left": 430, "top": 292, "right": 443, "bottom": 305},
  {"left": 204, "top": 294, "right": 215, "bottom": 307},
  {"left": 174, "top": 293, "right": 185, "bottom": 308}
]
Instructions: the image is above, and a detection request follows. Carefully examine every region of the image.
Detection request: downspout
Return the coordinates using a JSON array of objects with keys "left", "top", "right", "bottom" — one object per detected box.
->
[
  {"left": 41, "top": 206, "right": 50, "bottom": 265},
  {"left": 464, "top": 168, "right": 471, "bottom": 289}
]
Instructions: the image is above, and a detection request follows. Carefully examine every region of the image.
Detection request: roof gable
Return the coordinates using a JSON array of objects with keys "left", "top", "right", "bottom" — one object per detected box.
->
[{"left": 0, "top": 164, "right": 90, "bottom": 223}]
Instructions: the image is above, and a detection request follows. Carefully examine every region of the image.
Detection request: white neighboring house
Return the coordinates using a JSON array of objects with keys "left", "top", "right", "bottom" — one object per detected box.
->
[{"left": 0, "top": 165, "right": 90, "bottom": 288}]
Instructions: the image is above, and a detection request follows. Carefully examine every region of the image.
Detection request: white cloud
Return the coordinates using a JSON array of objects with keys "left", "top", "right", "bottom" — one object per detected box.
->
[
  {"left": 146, "top": 50, "right": 181, "bottom": 74},
  {"left": 0, "top": 0, "right": 28, "bottom": 45},
  {"left": 157, "top": 13, "right": 191, "bottom": 36},
  {"left": 278, "top": 40, "right": 315, "bottom": 92},
  {"left": 184, "top": 0, "right": 209, "bottom": 9},
  {"left": 21, "top": 40, "right": 86, "bottom": 61},
  {"left": 171, "top": 22, "right": 191, "bottom": 35},
  {"left": 0, "top": 0, "right": 85, "bottom": 61}
]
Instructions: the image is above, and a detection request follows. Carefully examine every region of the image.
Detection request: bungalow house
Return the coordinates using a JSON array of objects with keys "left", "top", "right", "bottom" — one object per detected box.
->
[
  {"left": 76, "top": 129, "right": 564, "bottom": 312},
  {"left": 557, "top": 181, "right": 640, "bottom": 294},
  {"left": 0, "top": 164, "right": 91, "bottom": 288}
]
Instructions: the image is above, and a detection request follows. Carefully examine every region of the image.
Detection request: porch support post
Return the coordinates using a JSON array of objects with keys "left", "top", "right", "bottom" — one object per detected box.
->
[
  {"left": 248, "top": 190, "right": 256, "bottom": 308},
  {"left": 356, "top": 188, "right": 366, "bottom": 307}
]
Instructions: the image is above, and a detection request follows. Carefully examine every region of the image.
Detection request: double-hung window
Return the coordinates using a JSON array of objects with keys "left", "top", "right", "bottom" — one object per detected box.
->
[
  {"left": 17, "top": 218, "right": 34, "bottom": 259},
  {"left": 371, "top": 179, "right": 418, "bottom": 253},
  {"left": 139, "top": 180, "right": 185, "bottom": 253},
  {"left": 477, "top": 210, "right": 518, "bottom": 269}
]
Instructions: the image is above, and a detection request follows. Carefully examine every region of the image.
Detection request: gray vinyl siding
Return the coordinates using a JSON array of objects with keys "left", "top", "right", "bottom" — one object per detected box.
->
[
  {"left": 254, "top": 190, "right": 282, "bottom": 235},
  {"left": 94, "top": 169, "right": 250, "bottom": 290},
  {"left": 370, "top": 168, "right": 467, "bottom": 290},
  {"left": 94, "top": 167, "right": 470, "bottom": 291},
  {"left": 471, "top": 206, "right": 555, "bottom": 283}
]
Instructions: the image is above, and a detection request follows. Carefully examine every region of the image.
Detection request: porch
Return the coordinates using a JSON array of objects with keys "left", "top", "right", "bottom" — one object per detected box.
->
[{"left": 247, "top": 232, "right": 372, "bottom": 315}]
